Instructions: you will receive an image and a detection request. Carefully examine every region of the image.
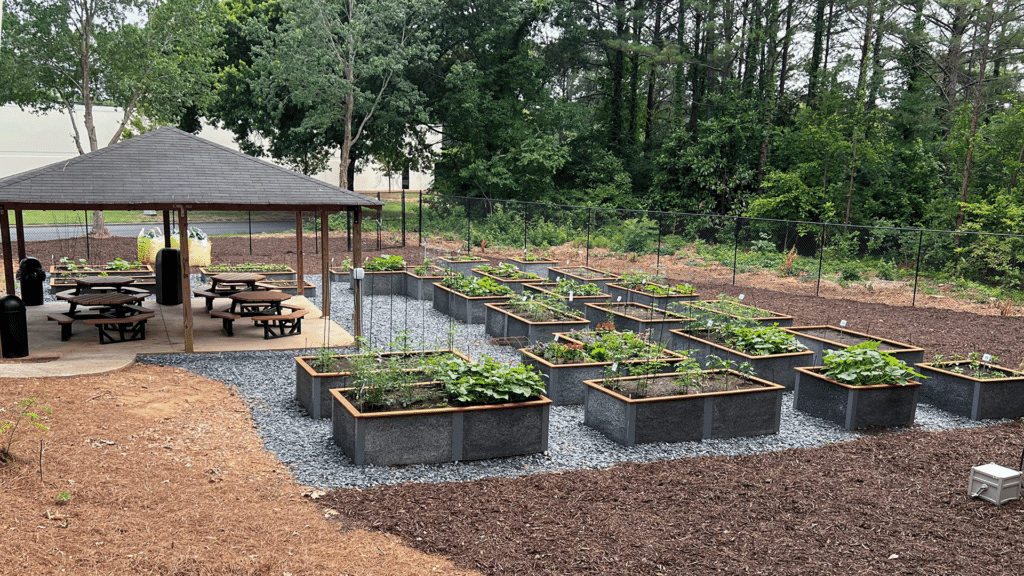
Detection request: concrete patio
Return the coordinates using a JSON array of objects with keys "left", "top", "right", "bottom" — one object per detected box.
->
[{"left": 0, "top": 296, "right": 354, "bottom": 378}]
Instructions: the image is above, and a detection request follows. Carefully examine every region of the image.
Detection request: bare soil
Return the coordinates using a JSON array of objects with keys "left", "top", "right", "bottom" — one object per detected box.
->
[{"left": 3, "top": 232, "right": 1023, "bottom": 575}]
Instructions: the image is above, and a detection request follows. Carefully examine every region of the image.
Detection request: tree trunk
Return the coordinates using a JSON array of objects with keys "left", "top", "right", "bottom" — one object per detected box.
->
[
  {"left": 806, "top": 0, "right": 828, "bottom": 104},
  {"left": 956, "top": 0, "right": 995, "bottom": 230},
  {"left": 610, "top": 0, "right": 628, "bottom": 155}
]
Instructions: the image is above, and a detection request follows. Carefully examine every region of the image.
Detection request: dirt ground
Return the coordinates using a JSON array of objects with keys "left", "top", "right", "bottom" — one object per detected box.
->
[{"left": 2, "top": 232, "right": 1023, "bottom": 574}]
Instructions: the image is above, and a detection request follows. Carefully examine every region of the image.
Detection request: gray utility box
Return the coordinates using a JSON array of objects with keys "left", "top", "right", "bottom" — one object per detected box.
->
[{"left": 969, "top": 463, "right": 1021, "bottom": 506}]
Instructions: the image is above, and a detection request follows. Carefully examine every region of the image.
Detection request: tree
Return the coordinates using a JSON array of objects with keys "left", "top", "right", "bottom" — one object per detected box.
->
[
  {"left": 251, "top": 0, "right": 437, "bottom": 191},
  {"left": 0, "top": 0, "right": 225, "bottom": 235}
]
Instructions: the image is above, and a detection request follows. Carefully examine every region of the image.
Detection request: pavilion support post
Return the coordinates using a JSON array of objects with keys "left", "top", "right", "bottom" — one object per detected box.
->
[
  {"left": 320, "top": 210, "right": 330, "bottom": 319},
  {"left": 352, "top": 207, "right": 363, "bottom": 344},
  {"left": 1, "top": 208, "right": 15, "bottom": 295},
  {"left": 295, "top": 212, "right": 305, "bottom": 297},
  {"left": 179, "top": 208, "right": 195, "bottom": 353},
  {"left": 14, "top": 211, "right": 26, "bottom": 261},
  {"left": 162, "top": 211, "right": 172, "bottom": 247}
]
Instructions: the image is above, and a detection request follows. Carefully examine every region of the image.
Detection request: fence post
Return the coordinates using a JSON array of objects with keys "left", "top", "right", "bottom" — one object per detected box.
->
[
  {"left": 465, "top": 196, "right": 471, "bottom": 252},
  {"left": 816, "top": 223, "right": 826, "bottom": 297},
  {"left": 401, "top": 189, "right": 407, "bottom": 247},
  {"left": 248, "top": 211, "right": 253, "bottom": 255},
  {"left": 732, "top": 217, "right": 739, "bottom": 286},
  {"left": 346, "top": 211, "right": 351, "bottom": 251},
  {"left": 523, "top": 202, "right": 529, "bottom": 252},
  {"left": 418, "top": 190, "right": 423, "bottom": 247},
  {"left": 911, "top": 229, "right": 923, "bottom": 307},
  {"left": 586, "top": 208, "right": 593, "bottom": 266},
  {"left": 85, "top": 210, "right": 91, "bottom": 262},
  {"left": 656, "top": 215, "right": 662, "bottom": 272}
]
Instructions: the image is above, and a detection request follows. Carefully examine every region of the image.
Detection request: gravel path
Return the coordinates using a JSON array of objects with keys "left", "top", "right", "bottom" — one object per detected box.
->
[{"left": 140, "top": 275, "right": 999, "bottom": 490}]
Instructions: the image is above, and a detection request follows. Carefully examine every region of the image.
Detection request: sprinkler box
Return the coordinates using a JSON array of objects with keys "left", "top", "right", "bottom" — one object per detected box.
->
[{"left": 968, "top": 463, "right": 1021, "bottom": 506}]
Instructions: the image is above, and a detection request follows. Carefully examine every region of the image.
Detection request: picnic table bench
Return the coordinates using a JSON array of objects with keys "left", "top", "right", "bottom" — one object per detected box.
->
[
  {"left": 83, "top": 312, "right": 155, "bottom": 344},
  {"left": 210, "top": 303, "right": 308, "bottom": 339}
]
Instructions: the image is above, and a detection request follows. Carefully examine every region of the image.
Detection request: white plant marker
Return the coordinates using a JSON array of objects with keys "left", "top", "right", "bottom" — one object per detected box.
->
[
  {"left": 738, "top": 294, "right": 745, "bottom": 300},
  {"left": 840, "top": 320, "right": 848, "bottom": 328},
  {"left": 569, "top": 291, "right": 574, "bottom": 302},
  {"left": 554, "top": 334, "right": 559, "bottom": 342},
  {"left": 611, "top": 362, "right": 618, "bottom": 372},
  {"left": 983, "top": 354, "right": 993, "bottom": 363},
  {"left": 617, "top": 296, "right": 622, "bottom": 302}
]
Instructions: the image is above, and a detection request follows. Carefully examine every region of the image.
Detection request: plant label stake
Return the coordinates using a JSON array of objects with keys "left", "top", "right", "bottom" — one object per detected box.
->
[
  {"left": 553, "top": 334, "right": 559, "bottom": 342},
  {"left": 611, "top": 362, "right": 618, "bottom": 372},
  {"left": 840, "top": 319, "right": 847, "bottom": 328},
  {"left": 617, "top": 296, "right": 622, "bottom": 302},
  {"left": 738, "top": 294, "right": 745, "bottom": 301},
  {"left": 983, "top": 354, "right": 993, "bottom": 363},
  {"left": 569, "top": 291, "right": 574, "bottom": 302}
]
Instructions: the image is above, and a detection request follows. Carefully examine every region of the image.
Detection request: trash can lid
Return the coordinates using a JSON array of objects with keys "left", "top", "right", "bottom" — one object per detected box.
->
[
  {"left": 19, "top": 257, "right": 43, "bottom": 269},
  {"left": 0, "top": 295, "right": 26, "bottom": 311}
]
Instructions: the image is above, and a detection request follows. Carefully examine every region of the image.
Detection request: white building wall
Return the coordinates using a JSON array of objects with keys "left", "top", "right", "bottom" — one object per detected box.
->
[{"left": 0, "top": 104, "right": 434, "bottom": 192}]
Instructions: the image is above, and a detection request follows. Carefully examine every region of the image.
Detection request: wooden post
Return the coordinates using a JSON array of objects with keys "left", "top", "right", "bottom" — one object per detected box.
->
[
  {"left": 0, "top": 207, "right": 15, "bottom": 295},
  {"left": 179, "top": 208, "right": 194, "bottom": 353},
  {"left": 321, "top": 210, "right": 330, "bottom": 319},
  {"left": 14, "top": 211, "right": 26, "bottom": 261},
  {"left": 352, "top": 207, "right": 363, "bottom": 343},
  {"left": 162, "top": 211, "right": 172, "bottom": 247},
  {"left": 295, "top": 212, "right": 305, "bottom": 297}
]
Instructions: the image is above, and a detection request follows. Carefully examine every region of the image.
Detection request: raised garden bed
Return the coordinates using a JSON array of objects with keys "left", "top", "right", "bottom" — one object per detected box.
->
[
  {"left": 671, "top": 299, "right": 794, "bottom": 327},
  {"left": 519, "top": 330, "right": 686, "bottom": 405},
  {"left": 360, "top": 270, "right": 407, "bottom": 296},
  {"left": 330, "top": 357, "right": 551, "bottom": 465},
  {"left": 405, "top": 266, "right": 446, "bottom": 301},
  {"left": 605, "top": 282, "right": 699, "bottom": 309},
  {"left": 547, "top": 266, "right": 618, "bottom": 290},
  {"left": 294, "top": 349, "right": 471, "bottom": 419},
  {"left": 471, "top": 264, "right": 545, "bottom": 293},
  {"left": 793, "top": 366, "right": 921, "bottom": 430},
  {"left": 584, "top": 302, "right": 693, "bottom": 346},
  {"left": 524, "top": 282, "right": 610, "bottom": 314},
  {"left": 915, "top": 358, "right": 1024, "bottom": 420},
  {"left": 668, "top": 327, "right": 814, "bottom": 389},
  {"left": 200, "top": 264, "right": 296, "bottom": 282},
  {"left": 432, "top": 281, "right": 512, "bottom": 324},
  {"left": 483, "top": 301, "right": 590, "bottom": 345},
  {"left": 583, "top": 369, "right": 784, "bottom": 446},
  {"left": 437, "top": 255, "right": 489, "bottom": 276},
  {"left": 49, "top": 261, "right": 155, "bottom": 294},
  {"left": 328, "top": 266, "right": 352, "bottom": 283},
  {"left": 507, "top": 256, "right": 558, "bottom": 279},
  {"left": 784, "top": 326, "right": 924, "bottom": 366}
]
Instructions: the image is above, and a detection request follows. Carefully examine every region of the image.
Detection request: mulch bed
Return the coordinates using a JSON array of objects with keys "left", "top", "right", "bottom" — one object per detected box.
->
[{"left": 23, "top": 232, "right": 1024, "bottom": 575}]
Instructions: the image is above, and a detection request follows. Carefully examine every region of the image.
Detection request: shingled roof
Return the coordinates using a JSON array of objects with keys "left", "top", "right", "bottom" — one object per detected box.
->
[{"left": 0, "top": 126, "right": 382, "bottom": 211}]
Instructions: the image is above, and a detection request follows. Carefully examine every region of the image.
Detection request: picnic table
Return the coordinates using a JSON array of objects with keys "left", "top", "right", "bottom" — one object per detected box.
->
[
  {"left": 210, "top": 290, "right": 307, "bottom": 338},
  {"left": 194, "top": 273, "right": 269, "bottom": 311},
  {"left": 50, "top": 290, "right": 154, "bottom": 343},
  {"left": 73, "top": 275, "right": 136, "bottom": 294}
]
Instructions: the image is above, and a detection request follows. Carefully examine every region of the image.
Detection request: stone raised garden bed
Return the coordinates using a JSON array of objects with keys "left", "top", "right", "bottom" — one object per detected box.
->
[
  {"left": 520, "top": 330, "right": 686, "bottom": 405},
  {"left": 432, "top": 282, "right": 512, "bottom": 324},
  {"left": 605, "top": 282, "right": 699, "bottom": 310},
  {"left": 584, "top": 302, "right": 693, "bottom": 346},
  {"left": 483, "top": 301, "right": 590, "bottom": 345},
  {"left": 506, "top": 256, "right": 558, "bottom": 279},
  {"left": 360, "top": 270, "right": 407, "bottom": 296},
  {"left": 294, "top": 349, "right": 471, "bottom": 419},
  {"left": 784, "top": 326, "right": 924, "bottom": 366},
  {"left": 668, "top": 328, "right": 814, "bottom": 389},
  {"left": 793, "top": 366, "right": 922, "bottom": 430},
  {"left": 405, "top": 266, "right": 446, "bottom": 301},
  {"left": 915, "top": 359, "right": 1024, "bottom": 420},
  {"left": 524, "top": 282, "right": 610, "bottom": 314},
  {"left": 547, "top": 266, "right": 618, "bottom": 291},
  {"left": 200, "top": 264, "right": 296, "bottom": 282},
  {"left": 583, "top": 369, "right": 784, "bottom": 446},
  {"left": 671, "top": 299, "right": 794, "bottom": 327},
  {"left": 437, "top": 256, "right": 489, "bottom": 276}
]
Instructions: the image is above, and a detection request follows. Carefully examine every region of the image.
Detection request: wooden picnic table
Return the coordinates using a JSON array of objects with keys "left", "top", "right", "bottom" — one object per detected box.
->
[
  {"left": 74, "top": 275, "right": 135, "bottom": 294},
  {"left": 228, "top": 290, "right": 290, "bottom": 316},
  {"left": 57, "top": 290, "right": 151, "bottom": 318},
  {"left": 210, "top": 273, "right": 266, "bottom": 293},
  {"left": 50, "top": 290, "right": 154, "bottom": 343}
]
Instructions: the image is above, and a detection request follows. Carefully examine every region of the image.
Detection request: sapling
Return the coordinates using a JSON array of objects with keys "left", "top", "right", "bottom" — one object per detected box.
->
[{"left": 1, "top": 397, "right": 50, "bottom": 463}]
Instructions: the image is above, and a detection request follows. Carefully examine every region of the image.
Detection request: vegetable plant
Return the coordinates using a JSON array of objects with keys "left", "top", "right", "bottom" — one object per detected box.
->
[
  {"left": 823, "top": 341, "right": 925, "bottom": 386},
  {"left": 429, "top": 356, "right": 546, "bottom": 404},
  {"left": 549, "top": 278, "right": 602, "bottom": 297},
  {"left": 364, "top": 254, "right": 406, "bottom": 271},
  {"left": 205, "top": 263, "right": 292, "bottom": 273},
  {"left": 441, "top": 273, "right": 513, "bottom": 297},
  {"left": 474, "top": 262, "right": 540, "bottom": 280},
  {"left": 718, "top": 323, "right": 806, "bottom": 356}
]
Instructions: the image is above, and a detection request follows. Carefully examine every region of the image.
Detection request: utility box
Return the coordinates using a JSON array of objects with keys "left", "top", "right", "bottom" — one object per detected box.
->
[{"left": 969, "top": 463, "right": 1021, "bottom": 506}]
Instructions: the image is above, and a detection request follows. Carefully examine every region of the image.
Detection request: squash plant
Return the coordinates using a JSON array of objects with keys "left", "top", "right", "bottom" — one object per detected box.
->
[
  {"left": 823, "top": 341, "right": 925, "bottom": 386},
  {"left": 364, "top": 254, "right": 406, "bottom": 271},
  {"left": 475, "top": 262, "right": 540, "bottom": 280},
  {"left": 549, "top": 278, "right": 603, "bottom": 296},
  {"left": 718, "top": 323, "right": 806, "bottom": 356},
  {"left": 429, "top": 356, "right": 546, "bottom": 404},
  {"left": 441, "top": 273, "right": 513, "bottom": 297}
]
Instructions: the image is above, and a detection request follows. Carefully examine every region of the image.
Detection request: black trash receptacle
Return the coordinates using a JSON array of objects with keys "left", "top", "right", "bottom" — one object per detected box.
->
[
  {"left": 16, "top": 257, "right": 45, "bottom": 306},
  {"left": 155, "top": 248, "right": 183, "bottom": 305},
  {"left": 0, "top": 295, "right": 29, "bottom": 358}
]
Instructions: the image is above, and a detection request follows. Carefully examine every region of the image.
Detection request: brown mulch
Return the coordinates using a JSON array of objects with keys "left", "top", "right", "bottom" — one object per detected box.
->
[{"left": 6, "top": 232, "right": 1024, "bottom": 575}]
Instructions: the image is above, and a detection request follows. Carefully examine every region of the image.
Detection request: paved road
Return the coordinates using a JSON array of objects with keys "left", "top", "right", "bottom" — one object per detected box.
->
[{"left": 17, "top": 220, "right": 296, "bottom": 241}]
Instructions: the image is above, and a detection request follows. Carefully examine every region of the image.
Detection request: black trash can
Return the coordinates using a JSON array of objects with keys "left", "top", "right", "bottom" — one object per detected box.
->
[
  {"left": 0, "top": 295, "right": 29, "bottom": 358},
  {"left": 16, "top": 257, "right": 46, "bottom": 306},
  {"left": 155, "top": 248, "right": 183, "bottom": 305}
]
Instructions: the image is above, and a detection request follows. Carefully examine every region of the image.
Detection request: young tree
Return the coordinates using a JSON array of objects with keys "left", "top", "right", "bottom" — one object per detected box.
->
[{"left": 0, "top": 0, "right": 224, "bottom": 235}]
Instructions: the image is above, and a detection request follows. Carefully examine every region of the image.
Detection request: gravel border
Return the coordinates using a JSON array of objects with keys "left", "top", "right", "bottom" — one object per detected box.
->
[{"left": 140, "top": 275, "right": 1002, "bottom": 489}]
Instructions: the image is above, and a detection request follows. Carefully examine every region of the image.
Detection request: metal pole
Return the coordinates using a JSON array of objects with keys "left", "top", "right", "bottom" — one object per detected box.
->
[
  {"left": 732, "top": 217, "right": 739, "bottom": 286},
  {"left": 401, "top": 188, "right": 407, "bottom": 247},
  {"left": 523, "top": 202, "right": 528, "bottom": 252},
  {"left": 466, "top": 196, "right": 471, "bottom": 252},
  {"left": 816, "top": 223, "right": 826, "bottom": 297},
  {"left": 418, "top": 189, "right": 423, "bottom": 247},
  {"left": 911, "top": 229, "right": 923, "bottom": 307},
  {"left": 656, "top": 216, "right": 662, "bottom": 271},
  {"left": 84, "top": 210, "right": 90, "bottom": 262},
  {"left": 586, "top": 208, "right": 592, "bottom": 266},
  {"left": 248, "top": 211, "right": 253, "bottom": 255}
]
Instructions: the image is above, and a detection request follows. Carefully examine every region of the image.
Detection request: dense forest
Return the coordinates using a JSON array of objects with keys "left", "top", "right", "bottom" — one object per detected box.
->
[{"left": 2, "top": 0, "right": 1023, "bottom": 236}]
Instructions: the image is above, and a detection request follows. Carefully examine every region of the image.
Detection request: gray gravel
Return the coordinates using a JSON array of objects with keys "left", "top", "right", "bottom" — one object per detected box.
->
[{"left": 139, "top": 275, "right": 1002, "bottom": 490}]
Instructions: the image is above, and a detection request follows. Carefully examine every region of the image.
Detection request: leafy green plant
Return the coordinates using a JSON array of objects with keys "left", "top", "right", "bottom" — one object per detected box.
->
[
  {"left": 364, "top": 254, "right": 406, "bottom": 271},
  {"left": 719, "top": 323, "right": 807, "bottom": 356},
  {"left": 412, "top": 258, "right": 439, "bottom": 276},
  {"left": 548, "top": 278, "right": 603, "bottom": 296},
  {"left": 1, "top": 397, "right": 50, "bottom": 463},
  {"left": 429, "top": 356, "right": 546, "bottom": 404},
  {"left": 474, "top": 262, "right": 540, "bottom": 280},
  {"left": 441, "top": 273, "right": 514, "bottom": 297},
  {"left": 205, "top": 263, "right": 292, "bottom": 273},
  {"left": 56, "top": 491, "right": 72, "bottom": 504},
  {"left": 822, "top": 341, "right": 925, "bottom": 386},
  {"left": 931, "top": 352, "right": 1010, "bottom": 380},
  {"left": 104, "top": 257, "right": 139, "bottom": 271},
  {"left": 311, "top": 346, "right": 341, "bottom": 372}
]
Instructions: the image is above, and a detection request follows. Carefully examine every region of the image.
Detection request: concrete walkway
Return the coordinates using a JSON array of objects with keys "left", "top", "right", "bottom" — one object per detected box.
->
[{"left": 0, "top": 296, "right": 354, "bottom": 378}]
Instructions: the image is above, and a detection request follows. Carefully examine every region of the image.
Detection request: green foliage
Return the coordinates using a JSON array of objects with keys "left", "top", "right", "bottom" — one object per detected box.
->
[
  {"left": 549, "top": 278, "right": 602, "bottom": 297},
  {"left": 440, "top": 273, "right": 513, "bottom": 297},
  {"left": 412, "top": 258, "right": 439, "bottom": 276},
  {"left": 593, "top": 218, "right": 659, "bottom": 254},
  {"left": 823, "top": 341, "right": 925, "bottom": 387},
  {"left": 205, "top": 263, "right": 292, "bottom": 273},
  {"left": 719, "top": 323, "right": 807, "bottom": 356},
  {"left": 104, "top": 258, "right": 139, "bottom": 271},
  {"left": 365, "top": 255, "right": 406, "bottom": 272},
  {"left": 430, "top": 356, "right": 546, "bottom": 404},
  {"left": 1, "top": 397, "right": 50, "bottom": 463},
  {"left": 475, "top": 262, "right": 539, "bottom": 280}
]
